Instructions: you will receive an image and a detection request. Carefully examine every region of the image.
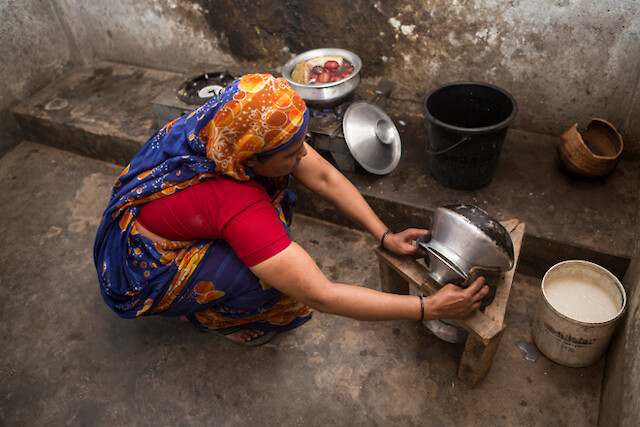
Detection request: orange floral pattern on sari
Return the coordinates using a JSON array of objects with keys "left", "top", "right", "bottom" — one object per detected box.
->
[
  {"left": 195, "top": 295, "right": 312, "bottom": 330},
  {"left": 193, "top": 281, "right": 226, "bottom": 304}
]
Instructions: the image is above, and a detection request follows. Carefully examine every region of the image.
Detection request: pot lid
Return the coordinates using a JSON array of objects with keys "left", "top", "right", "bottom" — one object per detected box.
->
[{"left": 342, "top": 101, "right": 401, "bottom": 175}]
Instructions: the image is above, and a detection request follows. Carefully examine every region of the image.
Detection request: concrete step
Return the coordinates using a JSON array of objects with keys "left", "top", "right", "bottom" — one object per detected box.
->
[
  {"left": 10, "top": 61, "right": 639, "bottom": 279},
  {"left": 11, "top": 61, "right": 184, "bottom": 166}
]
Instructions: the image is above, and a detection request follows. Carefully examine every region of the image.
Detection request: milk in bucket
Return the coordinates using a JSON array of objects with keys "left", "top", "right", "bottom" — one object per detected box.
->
[{"left": 532, "top": 260, "right": 626, "bottom": 367}]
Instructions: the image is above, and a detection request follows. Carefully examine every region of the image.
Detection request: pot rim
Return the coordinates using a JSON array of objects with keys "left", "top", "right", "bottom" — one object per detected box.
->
[
  {"left": 422, "top": 81, "right": 518, "bottom": 135},
  {"left": 562, "top": 118, "right": 624, "bottom": 160},
  {"left": 428, "top": 204, "right": 515, "bottom": 272},
  {"left": 424, "top": 245, "right": 468, "bottom": 279},
  {"left": 540, "top": 259, "right": 627, "bottom": 325}
]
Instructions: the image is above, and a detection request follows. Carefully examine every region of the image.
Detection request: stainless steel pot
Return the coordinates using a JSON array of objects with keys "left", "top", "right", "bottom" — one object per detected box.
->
[
  {"left": 281, "top": 48, "right": 362, "bottom": 108},
  {"left": 417, "top": 204, "right": 514, "bottom": 286}
]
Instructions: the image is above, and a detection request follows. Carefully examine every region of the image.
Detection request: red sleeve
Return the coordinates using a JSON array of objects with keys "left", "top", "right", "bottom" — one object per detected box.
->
[
  {"left": 136, "top": 178, "right": 290, "bottom": 267},
  {"left": 220, "top": 194, "right": 291, "bottom": 267}
]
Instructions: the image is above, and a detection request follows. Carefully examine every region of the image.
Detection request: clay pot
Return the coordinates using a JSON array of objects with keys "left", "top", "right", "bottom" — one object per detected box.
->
[{"left": 557, "top": 118, "right": 623, "bottom": 178}]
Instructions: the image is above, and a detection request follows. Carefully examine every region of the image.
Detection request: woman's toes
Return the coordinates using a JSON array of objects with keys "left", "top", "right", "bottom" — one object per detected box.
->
[
  {"left": 222, "top": 328, "right": 265, "bottom": 343},
  {"left": 247, "top": 330, "right": 264, "bottom": 340}
]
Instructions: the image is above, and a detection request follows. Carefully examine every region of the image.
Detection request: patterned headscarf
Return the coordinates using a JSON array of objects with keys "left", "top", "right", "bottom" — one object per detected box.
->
[
  {"left": 194, "top": 73, "right": 309, "bottom": 180},
  {"left": 97, "top": 74, "right": 308, "bottom": 225}
]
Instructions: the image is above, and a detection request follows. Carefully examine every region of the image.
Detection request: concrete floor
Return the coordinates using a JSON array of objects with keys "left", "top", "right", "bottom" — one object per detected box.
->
[{"left": 1, "top": 141, "right": 604, "bottom": 426}]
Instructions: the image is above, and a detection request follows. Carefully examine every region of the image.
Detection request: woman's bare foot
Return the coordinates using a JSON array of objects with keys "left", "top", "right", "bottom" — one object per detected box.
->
[{"left": 224, "top": 329, "right": 265, "bottom": 344}]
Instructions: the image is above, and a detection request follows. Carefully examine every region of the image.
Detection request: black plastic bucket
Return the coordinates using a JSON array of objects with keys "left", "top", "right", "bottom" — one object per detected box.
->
[{"left": 422, "top": 82, "right": 517, "bottom": 190}]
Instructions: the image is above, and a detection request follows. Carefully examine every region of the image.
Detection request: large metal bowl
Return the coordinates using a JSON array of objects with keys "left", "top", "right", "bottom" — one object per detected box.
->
[
  {"left": 281, "top": 48, "right": 362, "bottom": 108},
  {"left": 417, "top": 204, "right": 514, "bottom": 286}
]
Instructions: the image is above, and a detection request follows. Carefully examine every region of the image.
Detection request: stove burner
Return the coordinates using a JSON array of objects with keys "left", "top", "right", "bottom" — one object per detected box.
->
[
  {"left": 177, "top": 70, "right": 236, "bottom": 105},
  {"left": 309, "top": 105, "right": 345, "bottom": 120},
  {"left": 198, "top": 85, "right": 224, "bottom": 98}
]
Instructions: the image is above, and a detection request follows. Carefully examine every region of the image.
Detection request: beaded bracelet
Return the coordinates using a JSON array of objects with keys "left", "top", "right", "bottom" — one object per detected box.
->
[{"left": 380, "top": 229, "right": 391, "bottom": 249}]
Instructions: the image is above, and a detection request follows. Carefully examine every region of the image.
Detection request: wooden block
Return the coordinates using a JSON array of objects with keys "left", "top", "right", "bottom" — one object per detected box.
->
[
  {"left": 454, "top": 311, "right": 504, "bottom": 346},
  {"left": 375, "top": 248, "right": 503, "bottom": 345},
  {"left": 458, "top": 325, "right": 506, "bottom": 388},
  {"left": 377, "top": 253, "right": 410, "bottom": 295},
  {"left": 500, "top": 218, "right": 520, "bottom": 233},
  {"left": 375, "top": 248, "right": 439, "bottom": 294}
]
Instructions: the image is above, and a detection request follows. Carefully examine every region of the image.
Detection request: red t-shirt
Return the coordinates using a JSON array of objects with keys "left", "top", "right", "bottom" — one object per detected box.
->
[{"left": 136, "top": 177, "right": 291, "bottom": 267}]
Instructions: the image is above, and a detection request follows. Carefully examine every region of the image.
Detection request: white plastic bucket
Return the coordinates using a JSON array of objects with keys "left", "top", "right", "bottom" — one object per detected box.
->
[{"left": 532, "top": 260, "right": 626, "bottom": 367}]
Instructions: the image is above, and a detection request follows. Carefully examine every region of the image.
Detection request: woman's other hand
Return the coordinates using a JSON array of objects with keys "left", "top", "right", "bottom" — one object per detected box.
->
[
  {"left": 423, "top": 277, "right": 489, "bottom": 320},
  {"left": 382, "top": 228, "right": 429, "bottom": 256},
  {"left": 424, "top": 277, "right": 489, "bottom": 320}
]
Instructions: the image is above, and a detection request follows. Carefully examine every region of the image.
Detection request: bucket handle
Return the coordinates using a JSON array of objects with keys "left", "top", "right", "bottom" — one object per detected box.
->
[{"left": 427, "top": 137, "right": 469, "bottom": 155}]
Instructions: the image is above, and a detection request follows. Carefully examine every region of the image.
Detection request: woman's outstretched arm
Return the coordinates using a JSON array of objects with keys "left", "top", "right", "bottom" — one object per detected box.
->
[
  {"left": 250, "top": 241, "right": 487, "bottom": 322},
  {"left": 292, "top": 143, "right": 425, "bottom": 255}
]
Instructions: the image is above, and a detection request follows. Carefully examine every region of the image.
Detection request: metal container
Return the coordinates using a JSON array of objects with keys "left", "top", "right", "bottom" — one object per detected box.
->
[
  {"left": 532, "top": 260, "right": 626, "bottom": 367},
  {"left": 281, "top": 48, "right": 362, "bottom": 108},
  {"left": 417, "top": 204, "right": 514, "bottom": 286}
]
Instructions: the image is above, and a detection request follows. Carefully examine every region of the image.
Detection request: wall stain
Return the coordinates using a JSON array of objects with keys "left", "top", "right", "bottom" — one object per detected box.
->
[{"left": 190, "top": 0, "right": 397, "bottom": 70}]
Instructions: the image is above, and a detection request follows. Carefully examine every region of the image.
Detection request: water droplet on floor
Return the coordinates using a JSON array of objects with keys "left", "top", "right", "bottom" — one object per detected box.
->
[{"left": 517, "top": 340, "right": 540, "bottom": 362}]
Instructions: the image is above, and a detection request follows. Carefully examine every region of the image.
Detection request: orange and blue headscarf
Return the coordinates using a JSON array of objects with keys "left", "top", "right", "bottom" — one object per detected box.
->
[{"left": 104, "top": 73, "right": 308, "bottom": 217}]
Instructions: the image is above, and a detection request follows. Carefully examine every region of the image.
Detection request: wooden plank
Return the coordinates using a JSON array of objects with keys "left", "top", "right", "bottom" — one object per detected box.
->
[
  {"left": 483, "top": 222, "right": 526, "bottom": 324},
  {"left": 457, "top": 325, "right": 506, "bottom": 387},
  {"left": 375, "top": 220, "right": 524, "bottom": 388},
  {"left": 500, "top": 218, "right": 520, "bottom": 233},
  {"left": 375, "top": 248, "right": 439, "bottom": 294},
  {"left": 453, "top": 311, "right": 503, "bottom": 345},
  {"left": 377, "top": 255, "right": 410, "bottom": 295},
  {"left": 375, "top": 248, "right": 504, "bottom": 344}
]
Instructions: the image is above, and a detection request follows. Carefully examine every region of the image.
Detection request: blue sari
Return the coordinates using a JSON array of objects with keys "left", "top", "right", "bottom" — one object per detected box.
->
[{"left": 93, "top": 74, "right": 312, "bottom": 331}]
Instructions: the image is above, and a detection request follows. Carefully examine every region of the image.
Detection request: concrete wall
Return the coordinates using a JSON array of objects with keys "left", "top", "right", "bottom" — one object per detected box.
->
[
  {"left": 2, "top": 0, "right": 640, "bottom": 158},
  {"left": 59, "top": 0, "right": 640, "bottom": 142},
  {"left": 598, "top": 192, "right": 640, "bottom": 426},
  {"left": 1, "top": 0, "right": 79, "bottom": 156}
]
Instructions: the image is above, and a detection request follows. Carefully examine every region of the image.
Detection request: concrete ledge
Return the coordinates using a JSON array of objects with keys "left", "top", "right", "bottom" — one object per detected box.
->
[
  {"left": 293, "top": 183, "right": 630, "bottom": 279},
  {"left": 10, "top": 111, "right": 143, "bottom": 166},
  {"left": 11, "top": 61, "right": 183, "bottom": 165}
]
